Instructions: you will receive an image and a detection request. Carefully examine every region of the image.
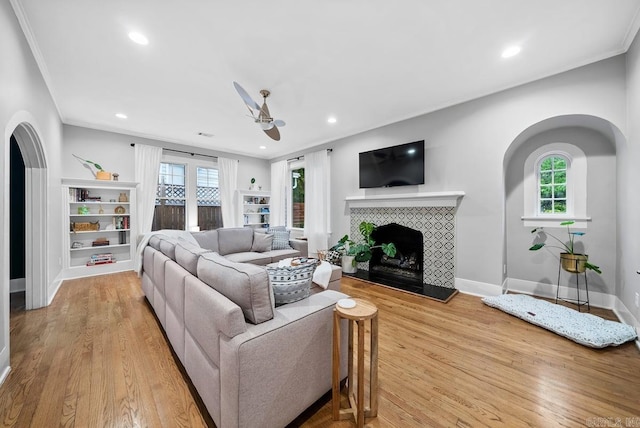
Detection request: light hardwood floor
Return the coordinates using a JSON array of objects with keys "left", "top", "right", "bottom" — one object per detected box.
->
[{"left": 1, "top": 272, "right": 639, "bottom": 427}]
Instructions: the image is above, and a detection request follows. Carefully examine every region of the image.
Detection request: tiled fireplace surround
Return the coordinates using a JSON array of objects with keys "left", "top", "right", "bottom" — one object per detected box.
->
[{"left": 346, "top": 192, "right": 464, "bottom": 289}]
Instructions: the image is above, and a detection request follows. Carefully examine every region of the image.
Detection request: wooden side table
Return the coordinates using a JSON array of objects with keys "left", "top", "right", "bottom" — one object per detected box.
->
[{"left": 332, "top": 298, "right": 378, "bottom": 428}]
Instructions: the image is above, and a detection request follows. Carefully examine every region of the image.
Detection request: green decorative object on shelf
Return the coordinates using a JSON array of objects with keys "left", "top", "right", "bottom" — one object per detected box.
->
[{"left": 78, "top": 205, "right": 90, "bottom": 215}]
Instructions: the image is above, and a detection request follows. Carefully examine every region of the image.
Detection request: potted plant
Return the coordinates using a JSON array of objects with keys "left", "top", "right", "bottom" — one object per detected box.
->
[
  {"left": 73, "top": 154, "right": 111, "bottom": 180},
  {"left": 331, "top": 221, "right": 397, "bottom": 274},
  {"left": 529, "top": 221, "right": 601, "bottom": 274}
]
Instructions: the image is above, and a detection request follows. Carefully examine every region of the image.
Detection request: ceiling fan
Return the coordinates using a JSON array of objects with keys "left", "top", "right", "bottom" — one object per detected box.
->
[{"left": 233, "top": 81, "right": 286, "bottom": 141}]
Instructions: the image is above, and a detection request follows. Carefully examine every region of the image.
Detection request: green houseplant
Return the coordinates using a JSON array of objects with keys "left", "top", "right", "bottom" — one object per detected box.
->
[
  {"left": 529, "top": 221, "right": 601, "bottom": 274},
  {"left": 331, "top": 221, "right": 397, "bottom": 273}
]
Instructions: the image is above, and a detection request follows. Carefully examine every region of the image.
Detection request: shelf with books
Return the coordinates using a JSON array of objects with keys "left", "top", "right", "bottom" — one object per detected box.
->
[{"left": 61, "top": 178, "right": 137, "bottom": 278}]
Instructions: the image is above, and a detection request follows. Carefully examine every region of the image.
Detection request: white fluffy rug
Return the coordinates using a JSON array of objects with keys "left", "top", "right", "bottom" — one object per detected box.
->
[{"left": 482, "top": 294, "right": 637, "bottom": 348}]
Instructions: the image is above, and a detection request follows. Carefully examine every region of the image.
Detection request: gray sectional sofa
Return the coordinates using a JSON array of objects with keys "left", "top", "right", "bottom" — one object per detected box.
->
[{"left": 140, "top": 228, "right": 348, "bottom": 427}]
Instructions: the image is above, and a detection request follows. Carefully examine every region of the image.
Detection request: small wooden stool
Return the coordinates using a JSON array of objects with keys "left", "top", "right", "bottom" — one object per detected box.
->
[{"left": 332, "top": 298, "right": 378, "bottom": 428}]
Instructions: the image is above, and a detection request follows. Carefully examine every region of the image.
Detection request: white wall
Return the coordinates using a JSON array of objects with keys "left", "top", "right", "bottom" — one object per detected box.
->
[
  {"left": 327, "top": 56, "right": 626, "bottom": 291},
  {"left": 505, "top": 127, "right": 617, "bottom": 295},
  {"left": 619, "top": 31, "right": 640, "bottom": 321},
  {"left": 62, "top": 125, "right": 271, "bottom": 189},
  {"left": 61, "top": 124, "right": 271, "bottom": 228},
  {"left": 1, "top": 1, "right": 64, "bottom": 380}
]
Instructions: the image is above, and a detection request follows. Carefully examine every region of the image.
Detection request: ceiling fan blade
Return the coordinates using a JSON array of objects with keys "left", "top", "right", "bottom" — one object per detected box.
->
[
  {"left": 264, "top": 126, "right": 280, "bottom": 141},
  {"left": 233, "top": 81, "right": 260, "bottom": 111},
  {"left": 273, "top": 119, "right": 286, "bottom": 127}
]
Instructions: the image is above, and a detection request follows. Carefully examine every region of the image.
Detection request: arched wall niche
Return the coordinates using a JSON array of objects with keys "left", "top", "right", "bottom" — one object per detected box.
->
[{"left": 501, "top": 114, "right": 624, "bottom": 303}]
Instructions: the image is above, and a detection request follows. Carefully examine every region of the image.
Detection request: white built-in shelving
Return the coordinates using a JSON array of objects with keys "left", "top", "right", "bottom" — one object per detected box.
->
[{"left": 61, "top": 178, "right": 137, "bottom": 279}]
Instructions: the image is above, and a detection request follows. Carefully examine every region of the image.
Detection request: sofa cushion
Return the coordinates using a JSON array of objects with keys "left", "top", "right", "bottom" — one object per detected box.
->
[
  {"left": 267, "top": 262, "right": 317, "bottom": 306},
  {"left": 148, "top": 234, "right": 163, "bottom": 250},
  {"left": 225, "top": 252, "right": 272, "bottom": 265},
  {"left": 197, "top": 252, "right": 274, "bottom": 324},
  {"left": 175, "top": 239, "right": 212, "bottom": 275},
  {"left": 191, "top": 230, "right": 219, "bottom": 252},
  {"left": 158, "top": 236, "right": 178, "bottom": 260},
  {"left": 217, "top": 227, "right": 254, "bottom": 256},
  {"left": 263, "top": 249, "right": 301, "bottom": 263},
  {"left": 269, "top": 228, "right": 292, "bottom": 250},
  {"left": 251, "top": 232, "right": 274, "bottom": 252}
]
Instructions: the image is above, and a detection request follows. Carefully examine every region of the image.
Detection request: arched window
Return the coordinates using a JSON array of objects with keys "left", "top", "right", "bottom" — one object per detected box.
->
[
  {"left": 522, "top": 143, "right": 588, "bottom": 228},
  {"left": 537, "top": 154, "right": 568, "bottom": 214}
]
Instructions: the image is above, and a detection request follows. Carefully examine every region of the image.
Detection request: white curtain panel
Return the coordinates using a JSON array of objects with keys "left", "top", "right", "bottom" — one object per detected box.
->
[
  {"left": 134, "top": 144, "right": 163, "bottom": 237},
  {"left": 270, "top": 160, "right": 289, "bottom": 227},
  {"left": 218, "top": 157, "right": 238, "bottom": 227},
  {"left": 304, "top": 150, "right": 330, "bottom": 257}
]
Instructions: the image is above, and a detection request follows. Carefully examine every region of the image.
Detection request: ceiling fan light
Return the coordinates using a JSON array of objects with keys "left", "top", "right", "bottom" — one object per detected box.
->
[{"left": 260, "top": 122, "right": 274, "bottom": 130}]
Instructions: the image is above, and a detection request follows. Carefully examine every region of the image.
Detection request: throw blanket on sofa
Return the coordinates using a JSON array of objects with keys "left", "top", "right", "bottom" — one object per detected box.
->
[{"left": 135, "top": 229, "right": 199, "bottom": 275}]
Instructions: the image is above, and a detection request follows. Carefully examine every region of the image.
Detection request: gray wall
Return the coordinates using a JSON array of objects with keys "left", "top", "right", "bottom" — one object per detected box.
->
[
  {"left": 504, "top": 127, "right": 617, "bottom": 295},
  {"left": 1, "top": 1, "right": 65, "bottom": 377},
  {"left": 620, "top": 31, "right": 640, "bottom": 322},
  {"left": 327, "top": 55, "right": 626, "bottom": 290},
  {"left": 62, "top": 124, "right": 271, "bottom": 188}
]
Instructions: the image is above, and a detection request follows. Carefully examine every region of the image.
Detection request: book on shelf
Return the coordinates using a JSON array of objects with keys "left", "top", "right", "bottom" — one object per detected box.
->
[
  {"left": 90, "top": 253, "right": 113, "bottom": 261},
  {"left": 86, "top": 259, "right": 116, "bottom": 266}
]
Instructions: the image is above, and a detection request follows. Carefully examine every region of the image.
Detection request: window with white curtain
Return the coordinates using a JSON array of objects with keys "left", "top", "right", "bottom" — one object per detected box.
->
[
  {"left": 152, "top": 155, "right": 221, "bottom": 231},
  {"left": 153, "top": 162, "right": 186, "bottom": 230}
]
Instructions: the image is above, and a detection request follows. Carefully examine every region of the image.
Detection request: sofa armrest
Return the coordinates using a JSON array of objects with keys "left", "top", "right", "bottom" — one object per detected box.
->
[
  {"left": 289, "top": 238, "right": 308, "bottom": 257},
  {"left": 219, "top": 290, "right": 349, "bottom": 428}
]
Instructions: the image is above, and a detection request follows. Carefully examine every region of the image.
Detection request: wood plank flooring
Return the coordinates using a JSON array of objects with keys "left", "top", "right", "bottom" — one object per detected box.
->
[{"left": 1, "top": 272, "right": 639, "bottom": 427}]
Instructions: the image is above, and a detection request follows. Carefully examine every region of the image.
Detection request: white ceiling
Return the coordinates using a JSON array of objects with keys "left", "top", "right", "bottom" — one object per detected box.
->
[{"left": 11, "top": 0, "right": 640, "bottom": 160}]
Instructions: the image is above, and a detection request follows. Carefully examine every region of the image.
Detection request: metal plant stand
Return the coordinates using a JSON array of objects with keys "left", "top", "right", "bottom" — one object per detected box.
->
[{"left": 556, "top": 260, "right": 590, "bottom": 312}]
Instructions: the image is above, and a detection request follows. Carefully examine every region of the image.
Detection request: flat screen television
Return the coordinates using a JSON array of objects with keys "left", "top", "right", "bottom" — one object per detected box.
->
[{"left": 359, "top": 140, "right": 425, "bottom": 188}]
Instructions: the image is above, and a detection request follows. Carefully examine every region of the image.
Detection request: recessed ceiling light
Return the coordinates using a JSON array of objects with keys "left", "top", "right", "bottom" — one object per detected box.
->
[
  {"left": 128, "top": 31, "right": 149, "bottom": 45},
  {"left": 327, "top": 117, "right": 337, "bottom": 124},
  {"left": 115, "top": 113, "right": 127, "bottom": 119},
  {"left": 501, "top": 45, "right": 521, "bottom": 58},
  {"left": 259, "top": 145, "right": 267, "bottom": 150}
]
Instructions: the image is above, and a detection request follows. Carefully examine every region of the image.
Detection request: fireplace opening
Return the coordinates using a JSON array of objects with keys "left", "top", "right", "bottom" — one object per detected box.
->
[
  {"left": 347, "top": 222, "right": 458, "bottom": 302},
  {"left": 369, "top": 223, "right": 423, "bottom": 286}
]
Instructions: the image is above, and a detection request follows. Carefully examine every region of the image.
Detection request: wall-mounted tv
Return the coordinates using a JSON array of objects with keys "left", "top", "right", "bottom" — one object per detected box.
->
[{"left": 359, "top": 140, "right": 425, "bottom": 188}]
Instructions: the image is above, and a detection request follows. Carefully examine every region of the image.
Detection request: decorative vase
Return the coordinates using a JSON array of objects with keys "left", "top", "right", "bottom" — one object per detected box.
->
[
  {"left": 341, "top": 255, "right": 357, "bottom": 274},
  {"left": 560, "top": 253, "right": 588, "bottom": 273},
  {"left": 119, "top": 192, "right": 128, "bottom": 203}
]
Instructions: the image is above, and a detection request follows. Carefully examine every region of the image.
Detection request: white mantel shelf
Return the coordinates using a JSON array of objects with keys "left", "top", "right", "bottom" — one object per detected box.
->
[{"left": 345, "top": 191, "right": 465, "bottom": 208}]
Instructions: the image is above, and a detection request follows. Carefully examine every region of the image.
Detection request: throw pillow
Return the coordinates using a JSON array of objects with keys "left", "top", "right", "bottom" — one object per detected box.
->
[
  {"left": 267, "top": 263, "right": 317, "bottom": 306},
  {"left": 251, "top": 232, "right": 274, "bottom": 252},
  {"left": 268, "top": 228, "right": 292, "bottom": 250}
]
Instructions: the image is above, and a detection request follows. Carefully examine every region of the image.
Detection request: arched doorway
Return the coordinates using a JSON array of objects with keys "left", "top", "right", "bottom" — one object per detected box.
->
[{"left": 10, "top": 122, "right": 48, "bottom": 310}]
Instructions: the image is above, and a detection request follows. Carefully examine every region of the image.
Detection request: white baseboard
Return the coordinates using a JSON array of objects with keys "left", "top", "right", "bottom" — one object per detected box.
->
[
  {"left": 612, "top": 299, "right": 640, "bottom": 351},
  {"left": 455, "top": 277, "right": 502, "bottom": 297},
  {"left": 9, "top": 278, "right": 25, "bottom": 293},
  {"left": 0, "top": 365, "right": 10, "bottom": 386},
  {"left": 456, "top": 276, "right": 640, "bottom": 350},
  {"left": 47, "top": 277, "right": 64, "bottom": 306},
  {"left": 506, "top": 278, "right": 616, "bottom": 309}
]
